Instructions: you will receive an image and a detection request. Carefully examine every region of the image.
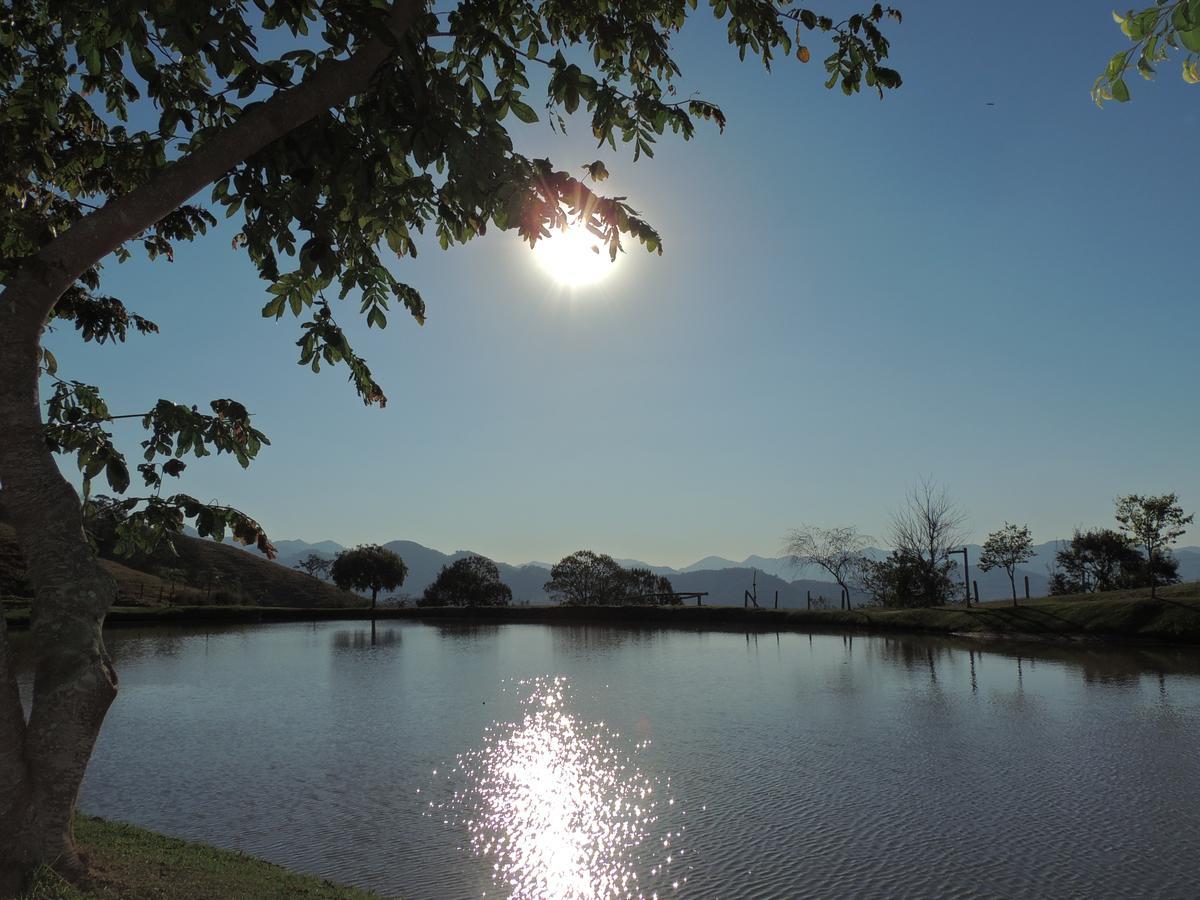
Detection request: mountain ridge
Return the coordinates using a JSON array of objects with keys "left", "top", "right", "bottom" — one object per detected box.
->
[{"left": 263, "top": 535, "right": 1200, "bottom": 605}]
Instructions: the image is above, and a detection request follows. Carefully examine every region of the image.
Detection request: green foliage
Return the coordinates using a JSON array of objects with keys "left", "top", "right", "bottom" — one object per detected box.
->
[
  {"left": 419, "top": 555, "right": 512, "bottom": 607},
  {"left": 1050, "top": 528, "right": 1143, "bottom": 594},
  {"left": 1094, "top": 1, "right": 1200, "bottom": 105},
  {"left": 543, "top": 551, "right": 676, "bottom": 605},
  {"left": 330, "top": 544, "right": 408, "bottom": 605},
  {"left": 1114, "top": 493, "right": 1193, "bottom": 596},
  {"left": 43, "top": 378, "right": 274, "bottom": 558},
  {"left": 977, "top": 522, "right": 1034, "bottom": 601},
  {"left": 860, "top": 550, "right": 957, "bottom": 609}
]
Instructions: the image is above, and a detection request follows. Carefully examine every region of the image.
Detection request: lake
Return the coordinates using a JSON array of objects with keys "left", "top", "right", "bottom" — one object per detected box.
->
[{"left": 13, "top": 622, "right": 1200, "bottom": 898}]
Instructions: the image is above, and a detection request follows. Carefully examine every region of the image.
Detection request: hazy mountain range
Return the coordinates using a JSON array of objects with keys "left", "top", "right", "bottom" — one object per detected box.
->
[{"left": 263, "top": 538, "right": 1200, "bottom": 606}]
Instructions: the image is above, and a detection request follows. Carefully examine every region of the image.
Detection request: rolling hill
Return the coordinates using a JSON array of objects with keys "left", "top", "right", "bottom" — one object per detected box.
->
[{"left": 0, "top": 522, "right": 364, "bottom": 609}]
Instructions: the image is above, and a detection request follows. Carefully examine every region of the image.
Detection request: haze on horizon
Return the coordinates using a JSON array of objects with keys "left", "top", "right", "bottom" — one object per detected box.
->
[{"left": 52, "top": 0, "right": 1199, "bottom": 570}]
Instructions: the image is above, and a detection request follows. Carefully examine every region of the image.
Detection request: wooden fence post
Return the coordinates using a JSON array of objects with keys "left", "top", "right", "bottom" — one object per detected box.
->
[
  {"left": 973, "top": 581, "right": 979, "bottom": 605},
  {"left": 1024, "top": 575, "right": 1030, "bottom": 600}
]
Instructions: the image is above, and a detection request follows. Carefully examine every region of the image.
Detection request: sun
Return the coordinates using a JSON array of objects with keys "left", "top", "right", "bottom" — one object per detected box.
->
[{"left": 532, "top": 222, "right": 618, "bottom": 287}]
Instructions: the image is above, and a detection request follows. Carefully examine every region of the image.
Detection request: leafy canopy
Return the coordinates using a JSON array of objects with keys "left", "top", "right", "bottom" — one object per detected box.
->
[
  {"left": 420, "top": 554, "right": 512, "bottom": 607},
  {"left": 330, "top": 544, "right": 408, "bottom": 600},
  {"left": 1049, "top": 527, "right": 1166, "bottom": 595},
  {"left": 1115, "top": 493, "right": 1193, "bottom": 552},
  {"left": 544, "top": 550, "right": 675, "bottom": 605},
  {"left": 2, "top": 0, "right": 903, "bottom": 557},
  {"left": 1094, "top": 1, "right": 1200, "bottom": 104},
  {"left": 977, "top": 523, "right": 1034, "bottom": 576}
]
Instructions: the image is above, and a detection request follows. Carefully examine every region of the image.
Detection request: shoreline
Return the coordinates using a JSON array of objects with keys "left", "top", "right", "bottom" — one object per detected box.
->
[
  {"left": 6, "top": 586, "right": 1200, "bottom": 648},
  {"left": 20, "top": 815, "right": 380, "bottom": 900}
]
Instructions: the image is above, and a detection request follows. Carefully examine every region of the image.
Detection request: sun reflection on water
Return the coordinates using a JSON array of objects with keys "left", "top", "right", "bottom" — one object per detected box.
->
[{"left": 429, "top": 676, "right": 687, "bottom": 898}]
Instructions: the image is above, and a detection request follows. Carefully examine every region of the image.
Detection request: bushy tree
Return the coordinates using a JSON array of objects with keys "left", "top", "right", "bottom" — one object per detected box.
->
[
  {"left": 544, "top": 551, "right": 625, "bottom": 606},
  {"left": 618, "top": 567, "right": 677, "bottom": 605},
  {"left": 1119, "top": 551, "right": 1181, "bottom": 591},
  {"left": 294, "top": 553, "right": 332, "bottom": 580},
  {"left": 543, "top": 552, "right": 676, "bottom": 605},
  {"left": 977, "top": 523, "right": 1034, "bottom": 606},
  {"left": 859, "top": 550, "right": 956, "bottom": 609},
  {"left": 1114, "top": 494, "right": 1193, "bottom": 599},
  {"left": 0, "top": 0, "right": 902, "bottom": 887},
  {"left": 420, "top": 555, "right": 511, "bottom": 607},
  {"left": 330, "top": 545, "right": 407, "bottom": 609},
  {"left": 1049, "top": 529, "right": 1142, "bottom": 595}
]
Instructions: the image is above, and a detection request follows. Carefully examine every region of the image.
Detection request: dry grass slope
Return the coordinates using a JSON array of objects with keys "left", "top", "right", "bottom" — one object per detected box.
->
[{"left": 0, "top": 522, "right": 364, "bottom": 610}]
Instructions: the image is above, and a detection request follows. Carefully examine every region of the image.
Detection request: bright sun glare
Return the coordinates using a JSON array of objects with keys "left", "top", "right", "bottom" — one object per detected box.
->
[{"left": 533, "top": 222, "right": 618, "bottom": 287}]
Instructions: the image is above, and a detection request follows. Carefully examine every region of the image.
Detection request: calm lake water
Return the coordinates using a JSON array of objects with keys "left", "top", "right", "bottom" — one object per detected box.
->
[{"left": 14, "top": 622, "right": 1200, "bottom": 898}]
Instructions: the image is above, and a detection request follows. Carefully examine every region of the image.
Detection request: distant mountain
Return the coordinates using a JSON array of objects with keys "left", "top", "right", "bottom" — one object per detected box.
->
[
  {"left": 273, "top": 538, "right": 344, "bottom": 558},
  {"left": 681, "top": 555, "right": 740, "bottom": 572},
  {"left": 614, "top": 558, "right": 677, "bottom": 576}
]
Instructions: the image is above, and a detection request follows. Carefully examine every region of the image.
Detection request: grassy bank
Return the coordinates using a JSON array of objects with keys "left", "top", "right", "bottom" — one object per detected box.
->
[
  {"left": 6, "top": 581, "right": 1199, "bottom": 645},
  {"left": 20, "top": 816, "right": 380, "bottom": 900}
]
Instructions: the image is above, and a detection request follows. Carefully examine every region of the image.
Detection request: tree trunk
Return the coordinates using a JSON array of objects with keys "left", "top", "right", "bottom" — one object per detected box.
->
[
  {"left": 0, "top": 5, "right": 423, "bottom": 892},
  {"left": 0, "top": 280, "right": 119, "bottom": 894},
  {"left": 371, "top": 587, "right": 378, "bottom": 610},
  {"left": 1010, "top": 573, "right": 1017, "bottom": 607}
]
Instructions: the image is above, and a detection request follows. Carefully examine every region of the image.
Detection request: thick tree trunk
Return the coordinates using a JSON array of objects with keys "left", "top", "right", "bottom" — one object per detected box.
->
[
  {"left": 0, "top": 278, "right": 119, "bottom": 894},
  {"left": 0, "top": 5, "right": 422, "bottom": 892}
]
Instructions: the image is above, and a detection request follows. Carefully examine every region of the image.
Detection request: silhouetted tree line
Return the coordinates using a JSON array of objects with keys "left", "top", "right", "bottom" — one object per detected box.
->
[{"left": 787, "top": 483, "right": 1193, "bottom": 609}]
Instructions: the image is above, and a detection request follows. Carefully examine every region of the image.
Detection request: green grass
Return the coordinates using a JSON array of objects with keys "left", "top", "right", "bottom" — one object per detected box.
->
[{"left": 21, "top": 816, "right": 381, "bottom": 900}]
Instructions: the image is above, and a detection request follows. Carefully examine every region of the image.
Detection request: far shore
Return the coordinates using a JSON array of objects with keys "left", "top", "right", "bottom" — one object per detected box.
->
[{"left": 5, "top": 582, "right": 1199, "bottom": 647}]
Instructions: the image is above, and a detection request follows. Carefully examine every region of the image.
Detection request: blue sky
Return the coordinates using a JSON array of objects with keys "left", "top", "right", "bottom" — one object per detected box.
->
[{"left": 54, "top": 1, "right": 1199, "bottom": 567}]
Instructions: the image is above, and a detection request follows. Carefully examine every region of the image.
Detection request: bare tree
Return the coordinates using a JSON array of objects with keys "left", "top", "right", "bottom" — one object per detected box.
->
[
  {"left": 784, "top": 525, "right": 871, "bottom": 610},
  {"left": 888, "top": 478, "right": 968, "bottom": 606},
  {"left": 294, "top": 553, "right": 332, "bottom": 580}
]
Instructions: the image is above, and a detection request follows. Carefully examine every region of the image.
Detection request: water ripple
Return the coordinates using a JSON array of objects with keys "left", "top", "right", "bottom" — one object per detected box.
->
[{"left": 428, "top": 676, "right": 687, "bottom": 899}]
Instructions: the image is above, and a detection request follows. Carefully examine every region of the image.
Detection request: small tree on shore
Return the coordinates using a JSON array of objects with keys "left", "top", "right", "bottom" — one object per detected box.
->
[
  {"left": 420, "top": 555, "right": 511, "bottom": 608},
  {"left": 859, "top": 550, "right": 956, "bottom": 609},
  {"left": 783, "top": 524, "right": 871, "bottom": 610},
  {"left": 543, "top": 552, "right": 675, "bottom": 605},
  {"left": 544, "top": 551, "right": 625, "bottom": 606},
  {"left": 977, "top": 523, "right": 1035, "bottom": 606},
  {"left": 888, "top": 478, "right": 968, "bottom": 607},
  {"left": 330, "top": 545, "right": 407, "bottom": 610},
  {"left": 294, "top": 553, "right": 332, "bottom": 580},
  {"left": 1114, "top": 494, "right": 1193, "bottom": 599}
]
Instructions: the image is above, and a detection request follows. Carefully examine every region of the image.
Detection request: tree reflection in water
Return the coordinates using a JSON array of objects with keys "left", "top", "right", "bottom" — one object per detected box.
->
[{"left": 331, "top": 623, "right": 400, "bottom": 649}]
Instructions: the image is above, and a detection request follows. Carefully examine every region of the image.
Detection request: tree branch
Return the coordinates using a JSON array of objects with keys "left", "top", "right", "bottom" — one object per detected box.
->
[{"left": 1, "top": 0, "right": 424, "bottom": 338}]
